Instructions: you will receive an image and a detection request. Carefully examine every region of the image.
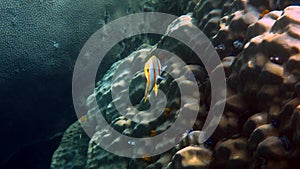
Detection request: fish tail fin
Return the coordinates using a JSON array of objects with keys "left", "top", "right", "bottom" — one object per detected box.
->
[{"left": 154, "top": 84, "right": 158, "bottom": 96}]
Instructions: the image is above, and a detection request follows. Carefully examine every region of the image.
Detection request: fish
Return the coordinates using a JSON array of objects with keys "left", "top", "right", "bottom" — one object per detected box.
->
[
  {"left": 142, "top": 154, "right": 152, "bottom": 163},
  {"left": 163, "top": 107, "right": 171, "bottom": 118},
  {"left": 150, "top": 130, "right": 157, "bottom": 137},
  {"left": 79, "top": 115, "right": 87, "bottom": 123},
  {"left": 143, "top": 55, "right": 166, "bottom": 103},
  {"left": 259, "top": 9, "right": 270, "bottom": 18}
]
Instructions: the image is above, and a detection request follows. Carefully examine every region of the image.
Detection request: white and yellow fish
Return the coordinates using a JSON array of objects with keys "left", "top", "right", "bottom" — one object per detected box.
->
[{"left": 143, "top": 55, "right": 166, "bottom": 103}]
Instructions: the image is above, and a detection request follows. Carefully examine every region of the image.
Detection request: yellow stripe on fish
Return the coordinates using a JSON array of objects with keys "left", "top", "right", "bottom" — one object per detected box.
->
[{"left": 143, "top": 55, "right": 165, "bottom": 103}]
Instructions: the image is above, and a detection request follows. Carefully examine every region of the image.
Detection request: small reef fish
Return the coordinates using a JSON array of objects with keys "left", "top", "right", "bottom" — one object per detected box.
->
[
  {"left": 150, "top": 130, "right": 157, "bottom": 137},
  {"left": 143, "top": 55, "right": 166, "bottom": 103},
  {"left": 164, "top": 107, "right": 171, "bottom": 118},
  {"left": 79, "top": 115, "right": 87, "bottom": 123},
  {"left": 142, "top": 154, "right": 152, "bottom": 163},
  {"left": 260, "top": 9, "right": 270, "bottom": 18}
]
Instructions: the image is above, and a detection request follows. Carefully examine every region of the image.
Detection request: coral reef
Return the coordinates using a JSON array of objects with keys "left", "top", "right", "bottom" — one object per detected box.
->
[
  {"left": 51, "top": 122, "right": 90, "bottom": 169},
  {"left": 1, "top": 0, "right": 193, "bottom": 167},
  {"left": 51, "top": 1, "right": 300, "bottom": 169},
  {"left": 193, "top": 0, "right": 234, "bottom": 38}
]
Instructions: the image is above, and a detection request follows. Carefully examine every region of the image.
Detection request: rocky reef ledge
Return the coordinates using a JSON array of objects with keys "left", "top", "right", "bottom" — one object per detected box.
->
[{"left": 51, "top": 1, "right": 300, "bottom": 169}]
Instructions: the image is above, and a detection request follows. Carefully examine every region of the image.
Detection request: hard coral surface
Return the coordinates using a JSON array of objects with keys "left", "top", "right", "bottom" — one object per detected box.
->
[
  {"left": 51, "top": 1, "right": 300, "bottom": 169},
  {"left": 1, "top": 0, "right": 192, "bottom": 167}
]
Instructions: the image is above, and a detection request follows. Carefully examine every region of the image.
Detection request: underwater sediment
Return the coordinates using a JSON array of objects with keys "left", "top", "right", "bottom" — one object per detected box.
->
[{"left": 51, "top": 0, "right": 300, "bottom": 169}]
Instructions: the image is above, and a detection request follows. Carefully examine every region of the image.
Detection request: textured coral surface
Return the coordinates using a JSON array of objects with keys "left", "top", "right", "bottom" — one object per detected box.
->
[
  {"left": 0, "top": 0, "right": 191, "bottom": 168},
  {"left": 51, "top": 1, "right": 300, "bottom": 169}
]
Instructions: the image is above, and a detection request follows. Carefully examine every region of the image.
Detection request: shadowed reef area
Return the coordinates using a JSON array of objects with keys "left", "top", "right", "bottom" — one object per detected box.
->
[{"left": 2, "top": 0, "right": 300, "bottom": 169}]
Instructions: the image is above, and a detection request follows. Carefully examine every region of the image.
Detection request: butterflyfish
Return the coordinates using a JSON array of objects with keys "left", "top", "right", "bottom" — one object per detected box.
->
[{"left": 143, "top": 55, "right": 166, "bottom": 103}]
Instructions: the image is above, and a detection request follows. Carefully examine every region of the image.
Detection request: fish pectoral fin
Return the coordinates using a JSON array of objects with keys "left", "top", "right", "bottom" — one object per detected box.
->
[{"left": 154, "top": 84, "right": 158, "bottom": 96}]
